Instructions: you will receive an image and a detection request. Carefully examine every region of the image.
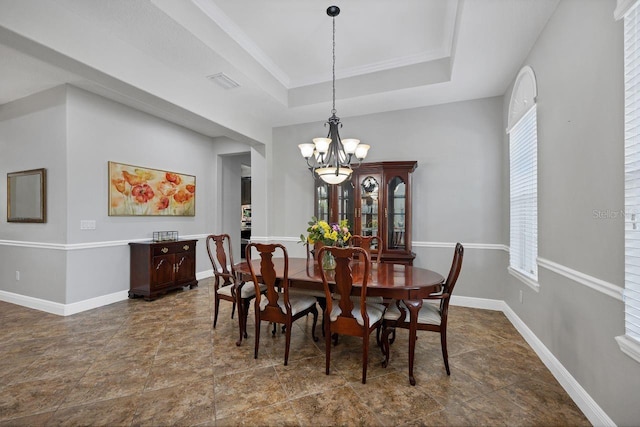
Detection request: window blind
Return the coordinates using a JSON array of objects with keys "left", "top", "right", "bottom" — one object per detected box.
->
[
  {"left": 624, "top": 4, "right": 640, "bottom": 344},
  {"left": 509, "top": 105, "right": 538, "bottom": 281}
]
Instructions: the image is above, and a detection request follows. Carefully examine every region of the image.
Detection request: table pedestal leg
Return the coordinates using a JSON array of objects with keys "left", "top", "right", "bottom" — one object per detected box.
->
[{"left": 404, "top": 299, "right": 423, "bottom": 386}]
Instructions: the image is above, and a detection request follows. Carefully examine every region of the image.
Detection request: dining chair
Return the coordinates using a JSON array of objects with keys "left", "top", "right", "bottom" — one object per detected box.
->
[
  {"left": 291, "top": 241, "right": 327, "bottom": 300},
  {"left": 289, "top": 241, "right": 332, "bottom": 336},
  {"left": 245, "top": 242, "right": 319, "bottom": 365},
  {"left": 381, "top": 243, "right": 464, "bottom": 375},
  {"left": 319, "top": 246, "right": 386, "bottom": 384},
  {"left": 206, "top": 234, "right": 265, "bottom": 345},
  {"left": 350, "top": 234, "right": 382, "bottom": 267},
  {"left": 349, "top": 235, "right": 384, "bottom": 305}
]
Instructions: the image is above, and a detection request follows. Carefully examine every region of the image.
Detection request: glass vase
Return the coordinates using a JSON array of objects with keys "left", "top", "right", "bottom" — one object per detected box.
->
[{"left": 322, "top": 250, "right": 336, "bottom": 270}]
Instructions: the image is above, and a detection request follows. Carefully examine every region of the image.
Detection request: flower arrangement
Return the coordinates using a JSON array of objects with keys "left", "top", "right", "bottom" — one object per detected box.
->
[{"left": 300, "top": 216, "right": 351, "bottom": 247}]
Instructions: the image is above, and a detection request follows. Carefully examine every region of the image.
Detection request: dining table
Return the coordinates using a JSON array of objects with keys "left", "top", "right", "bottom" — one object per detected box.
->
[{"left": 234, "top": 256, "right": 445, "bottom": 385}]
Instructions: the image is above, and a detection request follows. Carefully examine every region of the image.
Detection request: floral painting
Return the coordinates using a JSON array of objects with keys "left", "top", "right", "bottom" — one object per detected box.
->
[{"left": 108, "top": 161, "right": 195, "bottom": 216}]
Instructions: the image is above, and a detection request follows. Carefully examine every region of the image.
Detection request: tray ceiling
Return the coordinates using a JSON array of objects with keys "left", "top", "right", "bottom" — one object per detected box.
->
[{"left": 0, "top": 0, "right": 560, "bottom": 142}]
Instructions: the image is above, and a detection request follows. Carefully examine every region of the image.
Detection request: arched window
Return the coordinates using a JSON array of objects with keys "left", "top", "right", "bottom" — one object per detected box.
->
[{"left": 508, "top": 66, "right": 538, "bottom": 289}]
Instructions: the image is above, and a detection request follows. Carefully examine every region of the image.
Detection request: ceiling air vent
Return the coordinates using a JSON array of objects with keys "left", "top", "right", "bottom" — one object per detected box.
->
[{"left": 207, "top": 72, "right": 240, "bottom": 90}]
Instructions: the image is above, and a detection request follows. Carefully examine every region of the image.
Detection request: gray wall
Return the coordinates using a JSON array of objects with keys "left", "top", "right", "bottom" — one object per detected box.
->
[
  {"left": 503, "top": 0, "right": 638, "bottom": 425},
  {"left": 64, "top": 86, "right": 222, "bottom": 303},
  {"left": 272, "top": 96, "right": 507, "bottom": 300},
  {"left": 0, "top": 87, "right": 68, "bottom": 302},
  {"left": 0, "top": 86, "right": 68, "bottom": 243},
  {"left": 0, "top": 85, "right": 253, "bottom": 304}
]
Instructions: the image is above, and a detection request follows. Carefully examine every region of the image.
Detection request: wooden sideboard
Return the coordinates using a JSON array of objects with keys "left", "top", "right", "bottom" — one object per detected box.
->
[{"left": 129, "top": 239, "right": 198, "bottom": 300}]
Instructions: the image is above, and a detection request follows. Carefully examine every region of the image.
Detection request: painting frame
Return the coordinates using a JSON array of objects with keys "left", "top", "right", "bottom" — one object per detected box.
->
[
  {"left": 7, "top": 168, "right": 47, "bottom": 223},
  {"left": 108, "top": 161, "right": 195, "bottom": 216}
]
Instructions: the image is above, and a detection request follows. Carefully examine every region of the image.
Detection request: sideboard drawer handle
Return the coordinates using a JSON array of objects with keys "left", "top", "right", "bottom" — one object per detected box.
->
[
  {"left": 161, "top": 247, "right": 169, "bottom": 253},
  {"left": 183, "top": 245, "right": 190, "bottom": 251}
]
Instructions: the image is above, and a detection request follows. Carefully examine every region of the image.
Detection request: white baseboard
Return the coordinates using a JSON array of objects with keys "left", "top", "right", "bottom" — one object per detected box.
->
[
  {"left": 196, "top": 269, "right": 214, "bottom": 280},
  {"left": 450, "top": 295, "right": 506, "bottom": 311},
  {"left": 0, "top": 289, "right": 130, "bottom": 316},
  {"left": 1, "top": 269, "right": 215, "bottom": 317},
  {"left": 451, "top": 296, "right": 615, "bottom": 427},
  {"left": 63, "top": 291, "right": 129, "bottom": 315},
  {"left": 0, "top": 290, "right": 67, "bottom": 315}
]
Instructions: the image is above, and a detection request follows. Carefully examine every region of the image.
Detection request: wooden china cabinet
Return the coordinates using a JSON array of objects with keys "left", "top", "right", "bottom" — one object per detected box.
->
[{"left": 314, "top": 161, "right": 417, "bottom": 264}]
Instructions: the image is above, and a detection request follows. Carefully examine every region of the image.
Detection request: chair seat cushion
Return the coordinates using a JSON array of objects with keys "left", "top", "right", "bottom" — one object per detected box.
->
[
  {"left": 329, "top": 301, "right": 385, "bottom": 326},
  {"left": 259, "top": 292, "right": 317, "bottom": 316},
  {"left": 383, "top": 300, "right": 442, "bottom": 325},
  {"left": 217, "top": 282, "right": 265, "bottom": 299}
]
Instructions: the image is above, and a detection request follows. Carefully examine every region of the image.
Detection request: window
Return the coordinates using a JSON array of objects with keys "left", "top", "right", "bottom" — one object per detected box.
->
[
  {"left": 508, "top": 66, "right": 539, "bottom": 290},
  {"left": 616, "top": 0, "right": 640, "bottom": 363}
]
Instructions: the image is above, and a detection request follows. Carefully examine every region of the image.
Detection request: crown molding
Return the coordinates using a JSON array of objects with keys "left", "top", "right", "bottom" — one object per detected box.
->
[
  {"left": 291, "top": 49, "right": 449, "bottom": 88},
  {"left": 191, "top": 0, "right": 457, "bottom": 91},
  {"left": 191, "top": 0, "right": 290, "bottom": 87}
]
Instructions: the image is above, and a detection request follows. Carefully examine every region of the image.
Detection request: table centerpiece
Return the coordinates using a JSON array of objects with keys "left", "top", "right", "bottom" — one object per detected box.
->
[{"left": 300, "top": 216, "right": 351, "bottom": 270}]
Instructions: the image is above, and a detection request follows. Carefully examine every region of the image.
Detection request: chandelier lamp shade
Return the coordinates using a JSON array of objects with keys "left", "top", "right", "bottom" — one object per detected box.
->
[{"left": 298, "top": 5, "right": 370, "bottom": 185}]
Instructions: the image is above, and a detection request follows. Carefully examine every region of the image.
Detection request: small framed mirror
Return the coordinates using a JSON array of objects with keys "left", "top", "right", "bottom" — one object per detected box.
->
[{"left": 7, "top": 168, "right": 47, "bottom": 223}]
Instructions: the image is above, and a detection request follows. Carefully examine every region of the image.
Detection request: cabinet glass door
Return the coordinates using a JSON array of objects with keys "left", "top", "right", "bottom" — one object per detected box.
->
[
  {"left": 387, "top": 176, "right": 406, "bottom": 250},
  {"left": 360, "top": 175, "right": 380, "bottom": 237},
  {"left": 315, "top": 181, "right": 329, "bottom": 222},
  {"left": 338, "top": 181, "right": 354, "bottom": 229}
]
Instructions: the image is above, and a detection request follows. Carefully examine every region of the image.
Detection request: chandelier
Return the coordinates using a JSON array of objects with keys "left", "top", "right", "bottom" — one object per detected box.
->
[{"left": 298, "top": 5, "right": 370, "bottom": 185}]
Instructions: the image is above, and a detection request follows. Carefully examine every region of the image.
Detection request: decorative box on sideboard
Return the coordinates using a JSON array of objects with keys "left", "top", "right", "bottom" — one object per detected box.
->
[{"left": 129, "top": 239, "right": 198, "bottom": 300}]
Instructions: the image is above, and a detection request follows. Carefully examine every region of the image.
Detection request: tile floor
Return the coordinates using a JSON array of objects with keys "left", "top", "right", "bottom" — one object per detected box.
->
[{"left": 0, "top": 278, "right": 590, "bottom": 426}]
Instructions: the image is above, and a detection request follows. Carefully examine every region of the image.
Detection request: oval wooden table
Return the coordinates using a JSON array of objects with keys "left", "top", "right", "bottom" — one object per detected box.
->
[{"left": 234, "top": 257, "right": 445, "bottom": 385}]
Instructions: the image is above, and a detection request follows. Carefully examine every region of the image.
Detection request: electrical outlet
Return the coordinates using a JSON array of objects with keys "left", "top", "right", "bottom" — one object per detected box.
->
[
  {"left": 80, "top": 220, "right": 96, "bottom": 230},
  {"left": 16, "top": 271, "right": 20, "bottom": 281},
  {"left": 519, "top": 289, "right": 523, "bottom": 304}
]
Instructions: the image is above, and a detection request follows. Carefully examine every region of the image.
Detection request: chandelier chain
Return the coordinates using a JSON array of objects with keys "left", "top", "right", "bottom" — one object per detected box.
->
[{"left": 331, "top": 15, "right": 336, "bottom": 115}]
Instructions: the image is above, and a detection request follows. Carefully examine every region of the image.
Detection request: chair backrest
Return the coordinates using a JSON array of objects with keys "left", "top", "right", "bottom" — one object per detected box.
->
[
  {"left": 206, "top": 234, "right": 235, "bottom": 285},
  {"left": 440, "top": 243, "right": 464, "bottom": 312},
  {"left": 245, "top": 242, "right": 290, "bottom": 314},
  {"left": 318, "top": 246, "right": 371, "bottom": 326},
  {"left": 350, "top": 235, "right": 381, "bottom": 265}
]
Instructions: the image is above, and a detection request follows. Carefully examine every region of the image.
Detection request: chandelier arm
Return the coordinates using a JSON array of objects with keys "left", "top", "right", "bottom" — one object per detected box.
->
[
  {"left": 305, "top": 156, "right": 315, "bottom": 169},
  {"left": 324, "top": 127, "right": 331, "bottom": 167}
]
